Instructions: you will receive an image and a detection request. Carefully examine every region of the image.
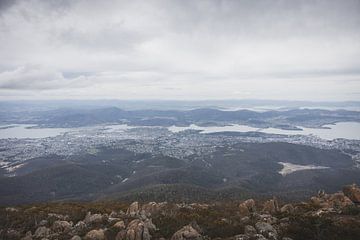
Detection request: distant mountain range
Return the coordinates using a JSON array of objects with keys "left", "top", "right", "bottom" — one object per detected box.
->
[{"left": 1, "top": 106, "right": 360, "bottom": 129}]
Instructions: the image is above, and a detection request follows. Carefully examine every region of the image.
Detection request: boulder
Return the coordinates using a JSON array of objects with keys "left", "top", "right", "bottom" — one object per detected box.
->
[
  {"left": 143, "top": 219, "right": 156, "bottom": 233},
  {"left": 238, "top": 203, "right": 250, "bottom": 215},
  {"left": 72, "top": 221, "right": 87, "bottom": 236},
  {"left": 234, "top": 234, "right": 250, "bottom": 240},
  {"left": 71, "top": 236, "right": 82, "bottom": 240},
  {"left": 5, "top": 229, "right": 21, "bottom": 239},
  {"left": 84, "top": 229, "right": 106, "bottom": 240},
  {"left": 113, "top": 220, "right": 126, "bottom": 230},
  {"left": 280, "top": 204, "right": 294, "bottom": 214},
  {"left": 5, "top": 207, "right": 18, "bottom": 212},
  {"left": 38, "top": 220, "right": 48, "bottom": 227},
  {"left": 84, "top": 212, "right": 106, "bottom": 225},
  {"left": 328, "top": 192, "right": 353, "bottom": 208},
  {"left": 21, "top": 235, "right": 33, "bottom": 240},
  {"left": 47, "top": 213, "right": 69, "bottom": 221},
  {"left": 240, "top": 216, "right": 250, "bottom": 225},
  {"left": 51, "top": 220, "right": 72, "bottom": 233},
  {"left": 239, "top": 199, "right": 256, "bottom": 215},
  {"left": 34, "top": 226, "right": 51, "bottom": 239},
  {"left": 127, "top": 202, "right": 140, "bottom": 217},
  {"left": 21, "top": 231, "right": 32, "bottom": 240},
  {"left": 244, "top": 199, "right": 256, "bottom": 212},
  {"left": 171, "top": 225, "right": 202, "bottom": 240},
  {"left": 115, "top": 229, "right": 127, "bottom": 240},
  {"left": 126, "top": 219, "right": 151, "bottom": 240},
  {"left": 141, "top": 202, "right": 159, "bottom": 217},
  {"left": 255, "top": 222, "right": 277, "bottom": 240},
  {"left": 343, "top": 184, "right": 360, "bottom": 204},
  {"left": 262, "top": 198, "right": 279, "bottom": 214},
  {"left": 258, "top": 214, "right": 278, "bottom": 225},
  {"left": 252, "top": 234, "right": 268, "bottom": 240},
  {"left": 244, "top": 225, "right": 257, "bottom": 235},
  {"left": 110, "top": 210, "right": 125, "bottom": 218}
]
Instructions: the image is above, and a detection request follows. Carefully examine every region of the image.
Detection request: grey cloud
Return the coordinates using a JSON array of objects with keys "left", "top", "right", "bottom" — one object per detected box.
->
[
  {"left": 0, "top": 0, "right": 359, "bottom": 100},
  {"left": 0, "top": 66, "right": 89, "bottom": 90}
]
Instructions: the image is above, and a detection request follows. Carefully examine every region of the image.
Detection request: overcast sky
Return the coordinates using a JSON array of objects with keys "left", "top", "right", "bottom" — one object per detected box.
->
[{"left": 0, "top": 0, "right": 359, "bottom": 101}]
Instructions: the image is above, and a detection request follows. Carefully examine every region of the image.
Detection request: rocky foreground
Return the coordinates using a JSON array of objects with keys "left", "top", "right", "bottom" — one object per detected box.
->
[{"left": 1, "top": 185, "right": 360, "bottom": 240}]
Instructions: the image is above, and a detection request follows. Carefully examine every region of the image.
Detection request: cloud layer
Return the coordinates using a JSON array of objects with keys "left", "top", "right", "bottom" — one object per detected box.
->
[{"left": 0, "top": 0, "right": 359, "bottom": 100}]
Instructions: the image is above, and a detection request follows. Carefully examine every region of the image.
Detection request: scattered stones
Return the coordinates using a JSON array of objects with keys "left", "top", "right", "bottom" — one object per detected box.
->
[{"left": 3, "top": 186, "right": 360, "bottom": 240}]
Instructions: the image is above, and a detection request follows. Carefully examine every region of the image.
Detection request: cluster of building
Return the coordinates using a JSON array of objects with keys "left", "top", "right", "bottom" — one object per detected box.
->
[{"left": 1, "top": 125, "right": 360, "bottom": 175}]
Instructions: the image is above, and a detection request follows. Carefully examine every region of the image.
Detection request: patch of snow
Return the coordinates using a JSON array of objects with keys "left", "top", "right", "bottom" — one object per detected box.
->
[
  {"left": 5, "top": 163, "right": 26, "bottom": 173},
  {"left": 121, "top": 178, "right": 129, "bottom": 183},
  {"left": 278, "top": 162, "right": 329, "bottom": 176}
]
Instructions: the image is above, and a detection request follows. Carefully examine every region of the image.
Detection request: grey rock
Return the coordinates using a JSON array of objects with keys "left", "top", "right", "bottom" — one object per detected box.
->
[
  {"left": 72, "top": 220, "right": 88, "bottom": 236},
  {"left": 252, "top": 234, "right": 268, "bottom": 240},
  {"left": 84, "top": 212, "right": 105, "bottom": 225},
  {"left": 38, "top": 220, "right": 48, "bottom": 227},
  {"left": 255, "top": 222, "right": 277, "bottom": 240},
  {"left": 127, "top": 202, "right": 140, "bottom": 217},
  {"left": 84, "top": 229, "right": 105, "bottom": 240},
  {"left": 52, "top": 220, "right": 72, "bottom": 233},
  {"left": 71, "top": 236, "right": 82, "bottom": 240},
  {"left": 171, "top": 225, "right": 202, "bottom": 240},
  {"left": 34, "top": 226, "right": 51, "bottom": 239},
  {"left": 234, "top": 234, "right": 250, "bottom": 240},
  {"left": 113, "top": 220, "right": 126, "bottom": 230},
  {"left": 244, "top": 225, "right": 257, "bottom": 235}
]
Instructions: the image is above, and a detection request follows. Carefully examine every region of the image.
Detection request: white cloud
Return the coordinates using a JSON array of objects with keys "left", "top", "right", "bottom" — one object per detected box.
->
[{"left": 0, "top": 0, "right": 359, "bottom": 100}]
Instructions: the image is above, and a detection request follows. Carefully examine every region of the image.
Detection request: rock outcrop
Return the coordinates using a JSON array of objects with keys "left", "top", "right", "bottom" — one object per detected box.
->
[
  {"left": 84, "top": 229, "right": 106, "bottom": 240},
  {"left": 343, "top": 184, "right": 360, "bottom": 204},
  {"left": 239, "top": 199, "right": 256, "bottom": 215},
  {"left": 171, "top": 225, "right": 202, "bottom": 240},
  {"left": 1, "top": 188, "right": 360, "bottom": 240},
  {"left": 262, "top": 198, "right": 279, "bottom": 214},
  {"left": 127, "top": 202, "right": 140, "bottom": 217}
]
